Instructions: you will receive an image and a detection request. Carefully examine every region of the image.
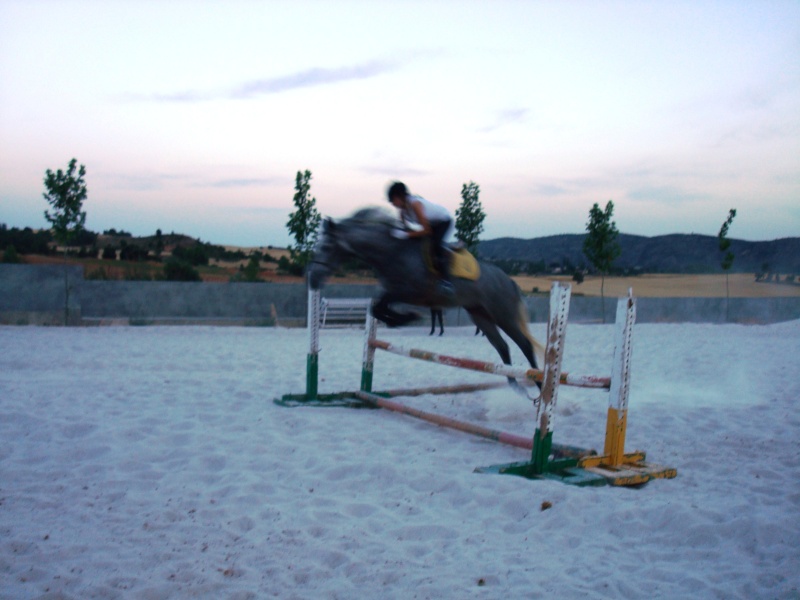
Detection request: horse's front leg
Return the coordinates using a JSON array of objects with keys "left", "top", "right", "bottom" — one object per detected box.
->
[{"left": 372, "top": 293, "right": 421, "bottom": 328}]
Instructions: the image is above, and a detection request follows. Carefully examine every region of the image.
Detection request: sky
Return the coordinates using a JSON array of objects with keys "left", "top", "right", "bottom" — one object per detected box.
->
[{"left": 1, "top": 0, "right": 798, "bottom": 247}]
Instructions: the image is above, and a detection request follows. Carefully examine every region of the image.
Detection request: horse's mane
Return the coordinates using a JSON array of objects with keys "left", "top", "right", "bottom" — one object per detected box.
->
[{"left": 345, "top": 206, "right": 398, "bottom": 228}]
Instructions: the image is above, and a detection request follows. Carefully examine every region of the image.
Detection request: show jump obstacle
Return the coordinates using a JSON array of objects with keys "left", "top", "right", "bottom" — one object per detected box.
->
[{"left": 277, "top": 283, "right": 676, "bottom": 487}]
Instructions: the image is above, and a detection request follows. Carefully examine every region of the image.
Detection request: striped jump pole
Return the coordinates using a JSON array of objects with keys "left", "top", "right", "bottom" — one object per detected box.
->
[
  {"left": 353, "top": 390, "right": 595, "bottom": 460},
  {"left": 371, "top": 381, "right": 507, "bottom": 397},
  {"left": 365, "top": 339, "right": 611, "bottom": 389},
  {"left": 354, "top": 390, "right": 534, "bottom": 449}
]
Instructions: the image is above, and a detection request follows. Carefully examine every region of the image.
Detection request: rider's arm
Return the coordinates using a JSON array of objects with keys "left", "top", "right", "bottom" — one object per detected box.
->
[{"left": 406, "top": 199, "right": 432, "bottom": 238}]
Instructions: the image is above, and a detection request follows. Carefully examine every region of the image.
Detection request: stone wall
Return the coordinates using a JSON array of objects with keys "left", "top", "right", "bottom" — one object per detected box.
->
[{"left": 2, "top": 264, "right": 798, "bottom": 326}]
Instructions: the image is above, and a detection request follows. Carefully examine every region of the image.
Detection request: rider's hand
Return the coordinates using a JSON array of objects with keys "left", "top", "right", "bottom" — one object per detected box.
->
[{"left": 390, "top": 229, "right": 409, "bottom": 239}]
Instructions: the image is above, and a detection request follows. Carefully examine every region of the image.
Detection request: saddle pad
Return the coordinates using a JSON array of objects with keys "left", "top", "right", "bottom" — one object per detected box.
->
[{"left": 450, "top": 248, "right": 480, "bottom": 280}]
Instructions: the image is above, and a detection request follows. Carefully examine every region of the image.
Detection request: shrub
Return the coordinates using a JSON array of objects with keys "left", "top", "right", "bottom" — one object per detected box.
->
[
  {"left": 123, "top": 266, "right": 153, "bottom": 281},
  {"left": 277, "top": 255, "right": 304, "bottom": 276},
  {"left": 163, "top": 259, "right": 201, "bottom": 281},
  {"left": 242, "top": 256, "right": 261, "bottom": 282},
  {"left": 2, "top": 244, "right": 21, "bottom": 263},
  {"left": 172, "top": 244, "right": 209, "bottom": 266},
  {"left": 119, "top": 243, "right": 149, "bottom": 262},
  {"left": 86, "top": 266, "right": 114, "bottom": 280}
]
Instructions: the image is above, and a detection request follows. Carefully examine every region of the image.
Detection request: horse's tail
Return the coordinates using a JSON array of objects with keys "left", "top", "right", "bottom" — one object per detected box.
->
[{"left": 517, "top": 298, "right": 546, "bottom": 369}]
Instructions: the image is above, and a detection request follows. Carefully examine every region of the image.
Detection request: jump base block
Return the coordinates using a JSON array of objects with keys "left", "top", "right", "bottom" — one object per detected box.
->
[
  {"left": 477, "top": 451, "right": 678, "bottom": 487},
  {"left": 475, "top": 461, "right": 608, "bottom": 487}
]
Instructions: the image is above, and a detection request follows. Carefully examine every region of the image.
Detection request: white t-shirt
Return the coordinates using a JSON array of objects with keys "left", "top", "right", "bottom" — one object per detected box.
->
[{"left": 402, "top": 195, "right": 451, "bottom": 226}]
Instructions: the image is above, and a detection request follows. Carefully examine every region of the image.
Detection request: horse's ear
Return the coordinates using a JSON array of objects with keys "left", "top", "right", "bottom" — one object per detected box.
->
[{"left": 322, "top": 217, "right": 335, "bottom": 233}]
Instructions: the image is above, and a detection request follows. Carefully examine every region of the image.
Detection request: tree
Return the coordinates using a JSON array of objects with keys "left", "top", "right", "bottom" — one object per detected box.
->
[
  {"left": 242, "top": 255, "right": 261, "bottom": 282},
  {"left": 172, "top": 244, "right": 209, "bottom": 266},
  {"left": 454, "top": 181, "right": 486, "bottom": 255},
  {"left": 3, "top": 244, "right": 21, "bottom": 263},
  {"left": 583, "top": 200, "right": 621, "bottom": 323},
  {"left": 154, "top": 229, "right": 164, "bottom": 258},
  {"left": 43, "top": 158, "right": 88, "bottom": 325},
  {"left": 718, "top": 208, "right": 737, "bottom": 321},
  {"left": 286, "top": 169, "right": 321, "bottom": 271},
  {"left": 119, "top": 243, "right": 149, "bottom": 262},
  {"left": 163, "top": 258, "right": 201, "bottom": 281}
]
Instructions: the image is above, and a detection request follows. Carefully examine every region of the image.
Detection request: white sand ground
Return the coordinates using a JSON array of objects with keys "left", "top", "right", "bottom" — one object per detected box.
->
[{"left": 1, "top": 320, "right": 798, "bottom": 599}]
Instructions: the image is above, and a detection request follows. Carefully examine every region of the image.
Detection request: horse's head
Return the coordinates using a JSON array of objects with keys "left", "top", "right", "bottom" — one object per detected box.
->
[
  {"left": 307, "top": 217, "right": 346, "bottom": 290},
  {"left": 307, "top": 207, "right": 400, "bottom": 289}
]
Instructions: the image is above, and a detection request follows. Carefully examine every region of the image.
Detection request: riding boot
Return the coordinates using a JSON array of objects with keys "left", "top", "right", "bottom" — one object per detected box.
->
[{"left": 436, "top": 254, "right": 455, "bottom": 296}]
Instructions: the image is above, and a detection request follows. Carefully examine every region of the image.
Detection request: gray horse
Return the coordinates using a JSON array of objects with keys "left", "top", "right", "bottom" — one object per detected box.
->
[{"left": 307, "top": 208, "right": 544, "bottom": 380}]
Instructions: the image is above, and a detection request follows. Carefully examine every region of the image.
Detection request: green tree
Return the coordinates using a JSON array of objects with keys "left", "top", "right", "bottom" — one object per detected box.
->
[
  {"left": 243, "top": 255, "right": 261, "bottom": 282},
  {"left": 163, "top": 259, "right": 201, "bottom": 281},
  {"left": 583, "top": 200, "right": 621, "bottom": 323},
  {"left": 3, "top": 244, "right": 21, "bottom": 263},
  {"left": 172, "top": 244, "right": 209, "bottom": 266},
  {"left": 286, "top": 170, "right": 321, "bottom": 270},
  {"left": 154, "top": 229, "right": 164, "bottom": 258},
  {"left": 454, "top": 181, "right": 486, "bottom": 255},
  {"left": 43, "top": 158, "right": 88, "bottom": 325},
  {"left": 718, "top": 208, "right": 737, "bottom": 321}
]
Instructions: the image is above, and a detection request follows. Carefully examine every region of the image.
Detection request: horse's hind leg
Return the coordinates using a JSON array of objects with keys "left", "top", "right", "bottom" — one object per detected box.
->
[
  {"left": 467, "top": 308, "right": 519, "bottom": 388},
  {"left": 503, "top": 325, "right": 538, "bottom": 370},
  {"left": 496, "top": 301, "right": 544, "bottom": 391}
]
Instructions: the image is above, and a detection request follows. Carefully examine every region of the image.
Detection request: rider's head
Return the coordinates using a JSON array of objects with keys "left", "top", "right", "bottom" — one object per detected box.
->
[{"left": 387, "top": 181, "right": 408, "bottom": 207}]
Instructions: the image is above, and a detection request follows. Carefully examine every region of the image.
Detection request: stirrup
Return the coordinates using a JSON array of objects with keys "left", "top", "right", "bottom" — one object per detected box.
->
[{"left": 438, "top": 280, "right": 455, "bottom": 295}]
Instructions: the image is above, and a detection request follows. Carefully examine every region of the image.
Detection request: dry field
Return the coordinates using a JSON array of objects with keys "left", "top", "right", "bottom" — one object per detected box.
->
[{"left": 512, "top": 273, "right": 800, "bottom": 298}]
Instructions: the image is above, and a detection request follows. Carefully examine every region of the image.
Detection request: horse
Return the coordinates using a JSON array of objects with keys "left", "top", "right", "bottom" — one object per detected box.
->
[{"left": 307, "top": 207, "right": 545, "bottom": 387}]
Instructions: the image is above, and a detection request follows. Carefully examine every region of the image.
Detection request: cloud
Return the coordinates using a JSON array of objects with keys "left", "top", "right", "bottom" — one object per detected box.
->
[
  {"left": 480, "top": 108, "right": 529, "bottom": 133},
  {"left": 358, "top": 164, "right": 431, "bottom": 178},
  {"left": 531, "top": 183, "right": 569, "bottom": 197},
  {"left": 527, "top": 176, "right": 607, "bottom": 198},
  {"left": 208, "top": 204, "right": 288, "bottom": 216},
  {"left": 231, "top": 60, "right": 400, "bottom": 99},
  {"left": 144, "top": 59, "right": 402, "bottom": 103},
  {"left": 100, "top": 172, "right": 181, "bottom": 191},
  {"left": 204, "top": 178, "right": 285, "bottom": 189},
  {"left": 627, "top": 185, "right": 710, "bottom": 205}
]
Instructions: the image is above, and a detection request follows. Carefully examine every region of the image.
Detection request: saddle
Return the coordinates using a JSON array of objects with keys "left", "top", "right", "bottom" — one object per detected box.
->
[
  {"left": 422, "top": 241, "right": 481, "bottom": 281},
  {"left": 449, "top": 247, "right": 480, "bottom": 280}
]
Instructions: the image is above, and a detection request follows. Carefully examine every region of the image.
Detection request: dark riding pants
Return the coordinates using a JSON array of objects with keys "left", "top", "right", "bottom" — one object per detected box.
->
[{"left": 430, "top": 219, "right": 452, "bottom": 281}]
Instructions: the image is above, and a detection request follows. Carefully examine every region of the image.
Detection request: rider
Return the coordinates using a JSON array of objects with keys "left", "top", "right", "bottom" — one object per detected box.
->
[{"left": 387, "top": 181, "right": 454, "bottom": 294}]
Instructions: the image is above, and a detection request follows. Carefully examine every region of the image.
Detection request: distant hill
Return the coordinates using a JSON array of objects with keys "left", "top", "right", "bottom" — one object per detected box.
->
[{"left": 476, "top": 234, "right": 800, "bottom": 274}]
